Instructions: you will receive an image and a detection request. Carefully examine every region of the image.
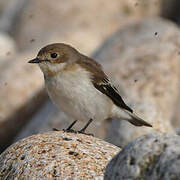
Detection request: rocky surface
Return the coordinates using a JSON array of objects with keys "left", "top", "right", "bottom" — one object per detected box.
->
[
  {"left": 104, "top": 132, "right": 180, "bottom": 180},
  {"left": 93, "top": 17, "right": 180, "bottom": 147},
  {"left": 0, "top": 131, "right": 120, "bottom": 179}
]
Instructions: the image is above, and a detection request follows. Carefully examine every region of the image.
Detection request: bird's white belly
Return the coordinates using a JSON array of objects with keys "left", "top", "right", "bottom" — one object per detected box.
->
[{"left": 45, "top": 72, "right": 112, "bottom": 122}]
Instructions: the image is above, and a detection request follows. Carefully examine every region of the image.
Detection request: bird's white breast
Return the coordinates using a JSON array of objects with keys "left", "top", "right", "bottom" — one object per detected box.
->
[{"left": 45, "top": 65, "right": 112, "bottom": 122}]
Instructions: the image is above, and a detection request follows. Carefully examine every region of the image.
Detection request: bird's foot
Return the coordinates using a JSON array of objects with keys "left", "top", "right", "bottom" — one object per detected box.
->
[
  {"left": 63, "top": 120, "right": 78, "bottom": 133},
  {"left": 78, "top": 119, "right": 94, "bottom": 136},
  {"left": 53, "top": 120, "right": 77, "bottom": 132},
  {"left": 77, "top": 131, "right": 94, "bottom": 136},
  {"left": 52, "top": 128, "right": 60, "bottom": 131},
  {"left": 53, "top": 119, "right": 94, "bottom": 136}
]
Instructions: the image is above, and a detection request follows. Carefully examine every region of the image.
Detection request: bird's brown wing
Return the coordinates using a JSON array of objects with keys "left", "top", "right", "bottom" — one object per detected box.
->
[
  {"left": 77, "top": 56, "right": 133, "bottom": 113},
  {"left": 93, "top": 77, "right": 133, "bottom": 113}
]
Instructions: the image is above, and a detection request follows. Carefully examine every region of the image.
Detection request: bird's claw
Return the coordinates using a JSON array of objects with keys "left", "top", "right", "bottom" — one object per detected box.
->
[
  {"left": 53, "top": 119, "right": 94, "bottom": 136},
  {"left": 63, "top": 120, "right": 78, "bottom": 132},
  {"left": 52, "top": 128, "right": 60, "bottom": 131},
  {"left": 77, "top": 119, "right": 94, "bottom": 136},
  {"left": 77, "top": 130, "right": 94, "bottom": 136}
]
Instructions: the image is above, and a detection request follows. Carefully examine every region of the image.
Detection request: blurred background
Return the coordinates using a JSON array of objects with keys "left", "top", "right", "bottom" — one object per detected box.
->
[{"left": 0, "top": 0, "right": 180, "bottom": 153}]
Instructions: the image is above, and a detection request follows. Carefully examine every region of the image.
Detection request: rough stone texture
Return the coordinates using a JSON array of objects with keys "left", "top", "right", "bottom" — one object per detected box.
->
[
  {"left": 0, "top": 51, "right": 47, "bottom": 152},
  {"left": 0, "top": 131, "right": 120, "bottom": 179},
  {"left": 104, "top": 133, "right": 180, "bottom": 180},
  {"left": 92, "top": 17, "right": 180, "bottom": 147}
]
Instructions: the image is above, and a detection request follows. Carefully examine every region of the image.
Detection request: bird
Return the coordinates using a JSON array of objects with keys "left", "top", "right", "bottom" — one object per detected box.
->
[{"left": 28, "top": 43, "right": 152, "bottom": 133}]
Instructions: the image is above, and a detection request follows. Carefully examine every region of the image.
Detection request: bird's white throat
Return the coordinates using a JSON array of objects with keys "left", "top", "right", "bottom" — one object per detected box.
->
[{"left": 39, "top": 62, "right": 67, "bottom": 75}]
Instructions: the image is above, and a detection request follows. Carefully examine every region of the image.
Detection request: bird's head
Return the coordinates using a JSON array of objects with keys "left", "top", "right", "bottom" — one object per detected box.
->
[{"left": 28, "top": 43, "right": 80, "bottom": 76}]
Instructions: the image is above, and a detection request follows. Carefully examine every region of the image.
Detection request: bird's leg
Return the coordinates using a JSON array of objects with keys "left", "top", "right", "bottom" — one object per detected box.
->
[
  {"left": 63, "top": 120, "right": 78, "bottom": 133},
  {"left": 53, "top": 119, "right": 94, "bottom": 136},
  {"left": 53, "top": 120, "right": 77, "bottom": 132},
  {"left": 52, "top": 128, "right": 59, "bottom": 131},
  {"left": 79, "top": 119, "right": 93, "bottom": 132},
  {"left": 78, "top": 119, "right": 94, "bottom": 136}
]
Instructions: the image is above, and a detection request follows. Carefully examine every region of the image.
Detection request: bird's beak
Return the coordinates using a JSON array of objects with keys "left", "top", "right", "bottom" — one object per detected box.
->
[{"left": 28, "top": 58, "right": 41, "bottom": 63}]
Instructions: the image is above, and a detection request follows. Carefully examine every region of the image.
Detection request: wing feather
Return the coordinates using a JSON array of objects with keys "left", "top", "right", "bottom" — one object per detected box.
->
[
  {"left": 93, "top": 78, "right": 133, "bottom": 113},
  {"left": 77, "top": 56, "right": 133, "bottom": 113}
]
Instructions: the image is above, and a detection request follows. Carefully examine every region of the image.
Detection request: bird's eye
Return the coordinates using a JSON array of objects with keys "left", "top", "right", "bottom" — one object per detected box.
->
[{"left": 50, "top": 53, "right": 58, "bottom": 58}]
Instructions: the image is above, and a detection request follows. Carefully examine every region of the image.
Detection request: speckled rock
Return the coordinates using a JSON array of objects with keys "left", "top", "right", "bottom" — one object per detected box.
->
[
  {"left": 0, "top": 131, "right": 120, "bottom": 179},
  {"left": 93, "top": 17, "right": 180, "bottom": 147},
  {"left": 104, "top": 133, "right": 180, "bottom": 180}
]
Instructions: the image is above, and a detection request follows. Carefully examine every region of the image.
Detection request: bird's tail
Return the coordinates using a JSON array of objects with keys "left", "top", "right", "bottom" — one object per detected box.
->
[{"left": 124, "top": 109, "right": 152, "bottom": 127}]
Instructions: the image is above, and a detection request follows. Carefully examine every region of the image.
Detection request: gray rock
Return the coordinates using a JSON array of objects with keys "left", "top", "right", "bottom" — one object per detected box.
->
[
  {"left": 0, "top": 131, "right": 120, "bottom": 179},
  {"left": 104, "top": 132, "right": 180, "bottom": 180}
]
